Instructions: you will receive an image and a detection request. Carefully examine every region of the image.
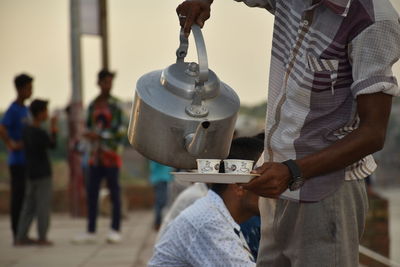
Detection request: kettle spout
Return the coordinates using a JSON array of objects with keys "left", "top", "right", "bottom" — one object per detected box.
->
[{"left": 185, "top": 121, "right": 210, "bottom": 156}]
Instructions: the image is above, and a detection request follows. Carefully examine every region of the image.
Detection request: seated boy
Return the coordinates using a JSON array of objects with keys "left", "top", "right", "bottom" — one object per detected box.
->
[{"left": 148, "top": 137, "right": 263, "bottom": 267}]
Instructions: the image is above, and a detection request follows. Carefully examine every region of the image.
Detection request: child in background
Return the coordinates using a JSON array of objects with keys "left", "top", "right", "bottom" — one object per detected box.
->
[
  {"left": 149, "top": 161, "right": 174, "bottom": 231},
  {"left": 15, "top": 99, "right": 57, "bottom": 246}
]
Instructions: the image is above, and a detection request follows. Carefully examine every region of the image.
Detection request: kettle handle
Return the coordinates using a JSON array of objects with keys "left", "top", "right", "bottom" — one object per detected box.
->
[{"left": 176, "top": 25, "right": 209, "bottom": 85}]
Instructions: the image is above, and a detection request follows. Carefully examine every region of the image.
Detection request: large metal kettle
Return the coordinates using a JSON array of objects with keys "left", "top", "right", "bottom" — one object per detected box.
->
[{"left": 127, "top": 25, "right": 240, "bottom": 169}]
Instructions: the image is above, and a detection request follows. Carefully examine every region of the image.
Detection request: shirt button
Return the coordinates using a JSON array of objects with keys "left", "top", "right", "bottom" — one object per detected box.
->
[{"left": 303, "top": 20, "right": 309, "bottom": 26}]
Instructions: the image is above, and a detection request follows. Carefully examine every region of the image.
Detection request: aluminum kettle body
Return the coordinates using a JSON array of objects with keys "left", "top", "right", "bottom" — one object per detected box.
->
[{"left": 127, "top": 25, "right": 240, "bottom": 169}]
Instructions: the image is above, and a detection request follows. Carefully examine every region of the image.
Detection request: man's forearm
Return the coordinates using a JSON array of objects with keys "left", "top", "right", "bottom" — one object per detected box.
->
[
  {"left": 296, "top": 125, "right": 384, "bottom": 179},
  {"left": 296, "top": 92, "right": 392, "bottom": 179},
  {"left": 0, "top": 125, "right": 11, "bottom": 146}
]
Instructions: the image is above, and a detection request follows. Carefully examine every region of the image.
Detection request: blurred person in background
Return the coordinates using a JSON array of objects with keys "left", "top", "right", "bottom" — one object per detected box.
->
[
  {"left": 149, "top": 161, "right": 174, "bottom": 231},
  {"left": 72, "top": 69, "right": 125, "bottom": 244},
  {"left": 0, "top": 73, "right": 33, "bottom": 245},
  {"left": 15, "top": 99, "right": 57, "bottom": 246}
]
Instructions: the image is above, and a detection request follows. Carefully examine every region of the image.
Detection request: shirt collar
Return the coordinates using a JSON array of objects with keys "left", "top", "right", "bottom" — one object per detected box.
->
[
  {"left": 93, "top": 95, "right": 117, "bottom": 105},
  {"left": 322, "top": 0, "right": 352, "bottom": 17},
  {"left": 207, "top": 190, "right": 240, "bottom": 232}
]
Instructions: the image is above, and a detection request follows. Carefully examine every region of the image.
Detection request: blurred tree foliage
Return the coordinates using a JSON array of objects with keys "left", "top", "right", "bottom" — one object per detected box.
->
[{"left": 239, "top": 101, "right": 267, "bottom": 118}]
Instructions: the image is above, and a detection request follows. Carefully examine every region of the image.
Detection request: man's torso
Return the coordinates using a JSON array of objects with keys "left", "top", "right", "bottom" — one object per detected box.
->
[
  {"left": 1, "top": 102, "right": 29, "bottom": 165},
  {"left": 237, "top": 0, "right": 400, "bottom": 201},
  {"left": 86, "top": 96, "right": 123, "bottom": 168}
]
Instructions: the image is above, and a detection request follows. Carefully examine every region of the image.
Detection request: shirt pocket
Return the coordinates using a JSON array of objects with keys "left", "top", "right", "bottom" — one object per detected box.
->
[
  {"left": 306, "top": 53, "right": 339, "bottom": 94},
  {"left": 307, "top": 54, "right": 339, "bottom": 73}
]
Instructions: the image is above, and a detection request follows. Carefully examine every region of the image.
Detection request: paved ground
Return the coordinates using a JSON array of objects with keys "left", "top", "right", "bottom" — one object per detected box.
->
[
  {"left": 0, "top": 210, "right": 156, "bottom": 267},
  {"left": 1, "top": 188, "right": 399, "bottom": 267}
]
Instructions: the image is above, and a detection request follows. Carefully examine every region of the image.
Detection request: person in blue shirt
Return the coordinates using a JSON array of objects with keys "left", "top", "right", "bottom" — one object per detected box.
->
[
  {"left": 0, "top": 73, "right": 33, "bottom": 244},
  {"left": 149, "top": 161, "right": 174, "bottom": 230}
]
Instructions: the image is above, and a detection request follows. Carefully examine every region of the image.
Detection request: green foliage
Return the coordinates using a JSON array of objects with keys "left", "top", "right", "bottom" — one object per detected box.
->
[{"left": 239, "top": 101, "right": 267, "bottom": 118}]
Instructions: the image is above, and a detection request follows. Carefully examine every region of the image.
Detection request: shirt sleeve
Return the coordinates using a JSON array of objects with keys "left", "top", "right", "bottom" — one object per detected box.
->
[
  {"left": 233, "top": 0, "right": 275, "bottom": 14},
  {"left": 349, "top": 19, "right": 400, "bottom": 98},
  {"left": 187, "top": 222, "right": 256, "bottom": 267}
]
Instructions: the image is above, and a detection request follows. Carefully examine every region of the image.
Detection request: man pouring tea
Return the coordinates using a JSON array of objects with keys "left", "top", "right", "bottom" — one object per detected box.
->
[{"left": 176, "top": 0, "right": 400, "bottom": 266}]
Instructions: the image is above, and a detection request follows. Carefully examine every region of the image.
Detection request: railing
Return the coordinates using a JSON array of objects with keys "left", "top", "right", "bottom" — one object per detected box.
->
[{"left": 359, "top": 245, "right": 400, "bottom": 267}]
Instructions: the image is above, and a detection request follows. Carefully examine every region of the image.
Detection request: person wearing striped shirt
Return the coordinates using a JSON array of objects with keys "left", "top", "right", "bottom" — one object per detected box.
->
[{"left": 176, "top": 0, "right": 400, "bottom": 266}]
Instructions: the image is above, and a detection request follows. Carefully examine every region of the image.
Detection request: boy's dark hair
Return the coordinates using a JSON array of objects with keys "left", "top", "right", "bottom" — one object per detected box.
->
[
  {"left": 227, "top": 137, "right": 264, "bottom": 162},
  {"left": 211, "top": 137, "right": 264, "bottom": 195},
  {"left": 97, "top": 69, "right": 115, "bottom": 82},
  {"left": 30, "top": 99, "right": 48, "bottom": 118},
  {"left": 254, "top": 132, "right": 265, "bottom": 142},
  {"left": 14, "top": 73, "right": 33, "bottom": 90}
]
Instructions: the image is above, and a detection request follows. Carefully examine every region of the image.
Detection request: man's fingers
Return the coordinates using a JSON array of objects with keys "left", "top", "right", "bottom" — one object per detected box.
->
[
  {"left": 183, "top": 10, "right": 197, "bottom": 37},
  {"left": 179, "top": 18, "right": 186, "bottom": 28},
  {"left": 177, "top": 1, "right": 211, "bottom": 37},
  {"left": 251, "top": 162, "right": 273, "bottom": 174},
  {"left": 176, "top": 4, "right": 184, "bottom": 26},
  {"left": 241, "top": 177, "right": 262, "bottom": 190},
  {"left": 176, "top": 2, "right": 197, "bottom": 37},
  {"left": 244, "top": 163, "right": 275, "bottom": 190},
  {"left": 196, "top": 10, "right": 210, "bottom": 28},
  {"left": 176, "top": 3, "right": 189, "bottom": 28},
  {"left": 242, "top": 174, "right": 273, "bottom": 190}
]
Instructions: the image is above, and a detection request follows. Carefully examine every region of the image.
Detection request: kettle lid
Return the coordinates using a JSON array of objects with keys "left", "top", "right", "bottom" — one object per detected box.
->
[{"left": 161, "top": 61, "right": 220, "bottom": 100}]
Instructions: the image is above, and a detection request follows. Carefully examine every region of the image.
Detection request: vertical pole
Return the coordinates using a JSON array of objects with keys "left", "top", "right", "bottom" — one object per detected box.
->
[
  {"left": 100, "top": 0, "right": 109, "bottom": 69},
  {"left": 68, "top": 0, "right": 86, "bottom": 217},
  {"left": 71, "top": 0, "right": 82, "bottom": 103}
]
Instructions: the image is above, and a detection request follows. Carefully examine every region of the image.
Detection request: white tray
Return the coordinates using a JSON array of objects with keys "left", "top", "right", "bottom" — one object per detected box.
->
[{"left": 171, "top": 172, "right": 260, "bottom": 184}]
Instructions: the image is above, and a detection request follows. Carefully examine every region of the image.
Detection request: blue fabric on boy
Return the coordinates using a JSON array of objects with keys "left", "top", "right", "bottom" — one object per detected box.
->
[
  {"left": 1, "top": 101, "right": 29, "bottom": 241},
  {"left": 149, "top": 161, "right": 173, "bottom": 228},
  {"left": 149, "top": 161, "right": 174, "bottom": 184},
  {"left": 1, "top": 102, "right": 29, "bottom": 165},
  {"left": 240, "top": 215, "right": 261, "bottom": 260}
]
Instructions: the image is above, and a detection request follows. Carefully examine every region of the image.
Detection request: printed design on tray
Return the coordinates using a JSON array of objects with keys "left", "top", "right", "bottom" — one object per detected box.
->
[{"left": 201, "top": 160, "right": 220, "bottom": 172}]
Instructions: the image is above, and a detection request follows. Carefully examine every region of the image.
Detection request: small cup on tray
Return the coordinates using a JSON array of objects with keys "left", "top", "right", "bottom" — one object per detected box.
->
[
  {"left": 196, "top": 159, "right": 221, "bottom": 174},
  {"left": 223, "top": 159, "right": 254, "bottom": 174}
]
